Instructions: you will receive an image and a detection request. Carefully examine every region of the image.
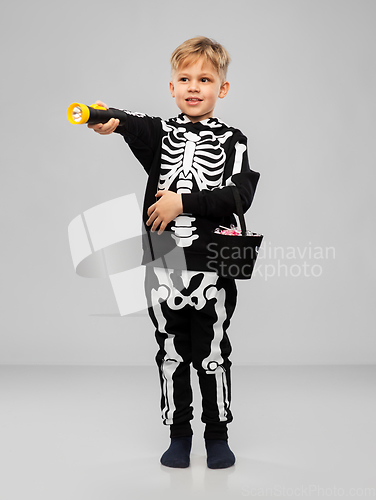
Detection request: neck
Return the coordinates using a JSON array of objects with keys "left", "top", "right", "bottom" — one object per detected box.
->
[{"left": 183, "top": 113, "right": 214, "bottom": 123}]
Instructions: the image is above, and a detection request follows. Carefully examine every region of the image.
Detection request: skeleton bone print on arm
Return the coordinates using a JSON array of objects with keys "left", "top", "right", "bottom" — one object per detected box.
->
[{"left": 158, "top": 122, "right": 233, "bottom": 248}]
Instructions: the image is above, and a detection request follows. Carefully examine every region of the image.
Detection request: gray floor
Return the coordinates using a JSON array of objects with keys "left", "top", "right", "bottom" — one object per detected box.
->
[{"left": 1, "top": 365, "right": 375, "bottom": 500}]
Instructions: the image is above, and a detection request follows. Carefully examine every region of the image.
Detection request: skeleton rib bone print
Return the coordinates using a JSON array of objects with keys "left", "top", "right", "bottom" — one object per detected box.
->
[{"left": 158, "top": 123, "right": 233, "bottom": 248}]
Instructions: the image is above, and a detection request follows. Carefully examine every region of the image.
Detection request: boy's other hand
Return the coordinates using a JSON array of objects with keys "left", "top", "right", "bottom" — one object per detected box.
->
[
  {"left": 146, "top": 190, "right": 183, "bottom": 235},
  {"left": 87, "top": 100, "right": 120, "bottom": 135}
]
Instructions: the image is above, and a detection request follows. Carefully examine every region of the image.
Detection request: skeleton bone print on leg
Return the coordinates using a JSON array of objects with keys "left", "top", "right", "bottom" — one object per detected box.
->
[
  {"left": 153, "top": 268, "right": 229, "bottom": 369},
  {"left": 150, "top": 267, "right": 233, "bottom": 423},
  {"left": 159, "top": 123, "right": 233, "bottom": 247}
]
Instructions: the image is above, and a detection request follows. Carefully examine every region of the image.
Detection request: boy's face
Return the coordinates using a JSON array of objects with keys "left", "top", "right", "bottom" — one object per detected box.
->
[{"left": 169, "top": 57, "right": 229, "bottom": 122}]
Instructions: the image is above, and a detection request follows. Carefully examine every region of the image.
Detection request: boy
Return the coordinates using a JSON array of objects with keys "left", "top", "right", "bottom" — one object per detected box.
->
[{"left": 88, "top": 36, "right": 260, "bottom": 469}]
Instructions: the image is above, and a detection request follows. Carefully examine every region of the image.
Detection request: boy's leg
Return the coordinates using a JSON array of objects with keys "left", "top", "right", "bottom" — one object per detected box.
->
[
  {"left": 190, "top": 274, "right": 237, "bottom": 440},
  {"left": 189, "top": 273, "right": 237, "bottom": 468},
  {"left": 145, "top": 266, "right": 194, "bottom": 438}
]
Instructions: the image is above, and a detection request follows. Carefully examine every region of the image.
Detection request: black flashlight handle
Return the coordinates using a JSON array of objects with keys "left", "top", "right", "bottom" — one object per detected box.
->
[{"left": 87, "top": 107, "right": 127, "bottom": 125}]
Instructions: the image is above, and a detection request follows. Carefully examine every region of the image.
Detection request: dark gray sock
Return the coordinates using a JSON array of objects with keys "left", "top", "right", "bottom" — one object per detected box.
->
[
  {"left": 205, "top": 439, "right": 236, "bottom": 469},
  {"left": 160, "top": 436, "right": 192, "bottom": 468}
]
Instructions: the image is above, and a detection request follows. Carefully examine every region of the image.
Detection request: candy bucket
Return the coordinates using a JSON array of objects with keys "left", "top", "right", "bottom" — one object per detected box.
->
[{"left": 208, "top": 186, "right": 263, "bottom": 279}]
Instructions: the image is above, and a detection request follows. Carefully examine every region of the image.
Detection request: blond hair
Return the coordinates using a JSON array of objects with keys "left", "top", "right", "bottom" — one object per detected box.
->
[{"left": 170, "top": 36, "right": 231, "bottom": 82}]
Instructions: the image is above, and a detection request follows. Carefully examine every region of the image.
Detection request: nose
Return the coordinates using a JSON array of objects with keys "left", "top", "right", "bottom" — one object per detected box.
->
[{"left": 188, "top": 80, "right": 199, "bottom": 92}]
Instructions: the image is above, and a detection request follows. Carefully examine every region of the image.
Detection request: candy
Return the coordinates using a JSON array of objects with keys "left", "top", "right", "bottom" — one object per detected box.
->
[
  {"left": 214, "top": 225, "right": 241, "bottom": 235},
  {"left": 214, "top": 224, "right": 256, "bottom": 236}
]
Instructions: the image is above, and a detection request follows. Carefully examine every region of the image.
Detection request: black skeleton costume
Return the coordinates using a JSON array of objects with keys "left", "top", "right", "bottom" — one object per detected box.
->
[{"left": 115, "top": 111, "right": 260, "bottom": 439}]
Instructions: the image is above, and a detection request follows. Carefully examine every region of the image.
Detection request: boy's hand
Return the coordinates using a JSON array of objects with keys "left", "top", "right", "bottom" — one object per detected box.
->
[
  {"left": 87, "top": 100, "right": 120, "bottom": 134},
  {"left": 146, "top": 190, "right": 183, "bottom": 235}
]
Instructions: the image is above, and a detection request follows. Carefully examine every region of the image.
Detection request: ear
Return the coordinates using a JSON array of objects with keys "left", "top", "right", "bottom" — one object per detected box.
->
[
  {"left": 169, "top": 81, "right": 175, "bottom": 98},
  {"left": 218, "top": 81, "right": 230, "bottom": 99}
]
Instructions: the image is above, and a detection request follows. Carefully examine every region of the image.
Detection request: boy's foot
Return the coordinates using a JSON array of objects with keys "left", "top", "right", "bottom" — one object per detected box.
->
[
  {"left": 205, "top": 439, "right": 236, "bottom": 469},
  {"left": 160, "top": 436, "right": 192, "bottom": 468}
]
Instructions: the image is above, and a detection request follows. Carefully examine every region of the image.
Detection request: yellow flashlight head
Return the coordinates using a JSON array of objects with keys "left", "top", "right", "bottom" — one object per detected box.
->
[{"left": 67, "top": 103, "right": 90, "bottom": 125}]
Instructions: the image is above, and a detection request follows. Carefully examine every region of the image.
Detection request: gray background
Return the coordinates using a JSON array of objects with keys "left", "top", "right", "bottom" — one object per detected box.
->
[{"left": 1, "top": 0, "right": 375, "bottom": 366}]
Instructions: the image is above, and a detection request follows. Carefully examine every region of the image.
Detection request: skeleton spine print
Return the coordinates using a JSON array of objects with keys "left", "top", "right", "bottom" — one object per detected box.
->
[{"left": 158, "top": 122, "right": 233, "bottom": 248}]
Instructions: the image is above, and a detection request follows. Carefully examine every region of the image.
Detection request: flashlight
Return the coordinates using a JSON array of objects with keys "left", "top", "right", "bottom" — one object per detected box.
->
[{"left": 67, "top": 103, "right": 127, "bottom": 125}]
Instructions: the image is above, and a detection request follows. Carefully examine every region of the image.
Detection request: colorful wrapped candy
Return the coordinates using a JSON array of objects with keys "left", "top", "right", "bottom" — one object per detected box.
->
[{"left": 214, "top": 225, "right": 256, "bottom": 236}]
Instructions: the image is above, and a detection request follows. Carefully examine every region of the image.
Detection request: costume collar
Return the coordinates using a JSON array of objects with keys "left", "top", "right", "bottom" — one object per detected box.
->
[{"left": 177, "top": 113, "right": 222, "bottom": 128}]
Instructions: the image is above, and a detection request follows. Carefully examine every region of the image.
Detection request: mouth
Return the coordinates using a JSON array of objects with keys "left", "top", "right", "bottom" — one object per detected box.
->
[{"left": 185, "top": 97, "right": 202, "bottom": 106}]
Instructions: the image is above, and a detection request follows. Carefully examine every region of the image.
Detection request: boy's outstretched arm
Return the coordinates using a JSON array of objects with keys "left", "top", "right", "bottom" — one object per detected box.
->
[{"left": 87, "top": 100, "right": 120, "bottom": 135}]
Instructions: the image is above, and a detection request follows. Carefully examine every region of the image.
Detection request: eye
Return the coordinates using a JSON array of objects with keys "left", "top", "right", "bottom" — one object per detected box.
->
[
  {"left": 180, "top": 77, "right": 188, "bottom": 82},
  {"left": 201, "top": 78, "right": 209, "bottom": 83}
]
